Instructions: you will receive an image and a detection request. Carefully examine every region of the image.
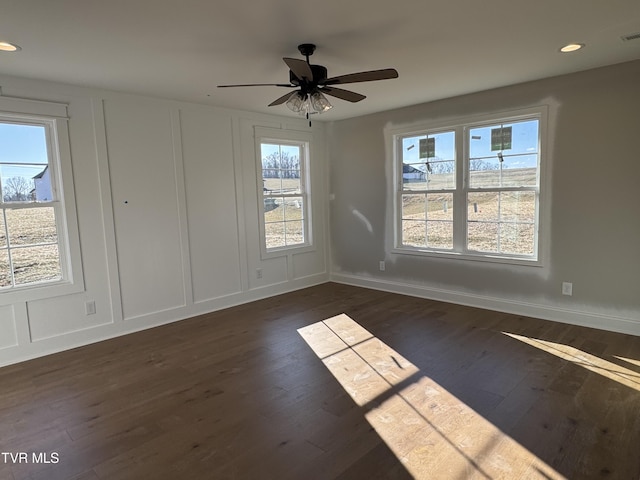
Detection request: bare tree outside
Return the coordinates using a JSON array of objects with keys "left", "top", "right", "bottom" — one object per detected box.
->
[
  {"left": 262, "top": 151, "right": 300, "bottom": 179},
  {"left": 3, "top": 176, "right": 33, "bottom": 202}
]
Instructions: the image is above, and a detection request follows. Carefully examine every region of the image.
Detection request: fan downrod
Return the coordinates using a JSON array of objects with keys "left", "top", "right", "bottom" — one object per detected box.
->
[{"left": 298, "top": 43, "right": 316, "bottom": 61}]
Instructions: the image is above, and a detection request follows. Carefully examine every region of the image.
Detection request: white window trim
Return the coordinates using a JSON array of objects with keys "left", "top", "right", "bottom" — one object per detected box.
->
[
  {"left": 389, "top": 106, "right": 549, "bottom": 267},
  {"left": 0, "top": 97, "right": 84, "bottom": 305},
  {"left": 254, "top": 127, "right": 314, "bottom": 259}
]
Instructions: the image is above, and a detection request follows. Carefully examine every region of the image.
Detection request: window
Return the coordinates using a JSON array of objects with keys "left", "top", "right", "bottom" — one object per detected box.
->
[
  {"left": 0, "top": 97, "right": 83, "bottom": 304},
  {"left": 393, "top": 107, "right": 546, "bottom": 264},
  {"left": 255, "top": 128, "right": 312, "bottom": 255}
]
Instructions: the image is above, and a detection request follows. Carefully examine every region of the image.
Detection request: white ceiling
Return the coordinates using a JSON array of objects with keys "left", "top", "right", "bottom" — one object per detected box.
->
[{"left": 1, "top": 0, "right": 639, "bottom": 120}]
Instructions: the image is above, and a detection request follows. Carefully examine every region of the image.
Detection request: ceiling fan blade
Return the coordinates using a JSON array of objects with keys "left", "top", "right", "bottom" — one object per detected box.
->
[
  {"left": 268, "top": 91, "right": 295, "bottom": 106},
  {"left": 283, "top": 58, "right": 314, "bottom": 82},
  {"left": 323, "top": 68, "right": 398, "bottom": 85},
  {"left": 218, "top": 83, "right": 294, "bottom": 88},
  {"left": 320, "top": 86, "right": 366, "bottom": 103}
]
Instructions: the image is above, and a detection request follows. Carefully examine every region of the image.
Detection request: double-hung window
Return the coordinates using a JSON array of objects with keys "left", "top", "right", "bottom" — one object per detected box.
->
[
  {"left": 0, "top": 97, "right": 83, "bottom": 303},
  {"left": 255, "top": 128, "right": 312, "bottom": 256},
  {"left": 393, "top": 107, "right": 546, "bottom": 265}
]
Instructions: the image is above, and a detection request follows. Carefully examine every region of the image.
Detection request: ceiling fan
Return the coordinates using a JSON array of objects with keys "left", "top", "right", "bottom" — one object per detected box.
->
[{"left": 218, "top": 43, "right": 398, "bottom": 121}]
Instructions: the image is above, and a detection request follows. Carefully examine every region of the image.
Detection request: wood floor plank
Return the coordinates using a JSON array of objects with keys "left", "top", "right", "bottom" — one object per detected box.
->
[{"left": 1, "top": 283, "right": 639, "bottom": 479}]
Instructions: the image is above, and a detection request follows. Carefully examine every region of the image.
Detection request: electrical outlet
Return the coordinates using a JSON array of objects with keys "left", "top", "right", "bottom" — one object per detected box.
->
[
  {"left": 256, "top": 268, "right": 263, "bottom": 279},
  {"left": 85, "top": 300, "right": 96, "bottom": 315},
  {"left": 379, "top": 261, "right": 385, "bottom": 271},
  {"left": 562, "top": 282, "right": 573, "bottom": 296}
]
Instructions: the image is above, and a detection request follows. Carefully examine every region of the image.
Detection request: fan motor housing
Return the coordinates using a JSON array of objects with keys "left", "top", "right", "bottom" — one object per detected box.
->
[{"left": 289, "top": 64, "right": 328, "bottom": 86}]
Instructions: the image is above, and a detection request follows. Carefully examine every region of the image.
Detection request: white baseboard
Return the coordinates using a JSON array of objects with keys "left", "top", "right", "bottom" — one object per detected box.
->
[{"left": 330, "top": 273, "right": 640, "bottom": 337}]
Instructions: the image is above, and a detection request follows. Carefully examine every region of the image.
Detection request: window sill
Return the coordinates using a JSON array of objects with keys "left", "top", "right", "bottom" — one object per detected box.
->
[
  {"left": 391, "top": 246, "right": 542, "bottom": 268},
  {"left": 261, "top": 243, "right": 315, "bottom": 260},
  {"left": 0, "top": 278, "right": 85, "bottom": 306}
]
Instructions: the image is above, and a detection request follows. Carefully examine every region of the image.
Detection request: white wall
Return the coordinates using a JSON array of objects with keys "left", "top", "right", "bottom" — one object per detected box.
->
[{"left": 0, "top": 76, "right": 328, "bottom": 367}]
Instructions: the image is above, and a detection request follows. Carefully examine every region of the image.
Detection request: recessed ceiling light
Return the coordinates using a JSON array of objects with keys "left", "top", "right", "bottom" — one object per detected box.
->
[
  {"left": 559, "top": 43, "right": 585, "bottom": 53},
  {"left": 0, "top": 41, "right": 21, "bottom": 52}
]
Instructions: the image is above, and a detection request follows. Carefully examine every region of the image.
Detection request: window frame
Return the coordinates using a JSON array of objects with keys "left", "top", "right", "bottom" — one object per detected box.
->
[
  {"left": 0, "top": 97, "right": 84, "bottom": 305},
  {"left": 390, "top": 106, "right": 548, "bottom": 267},
  {"left": 254, "top": 127, "right": 313, "bottom": 259}
]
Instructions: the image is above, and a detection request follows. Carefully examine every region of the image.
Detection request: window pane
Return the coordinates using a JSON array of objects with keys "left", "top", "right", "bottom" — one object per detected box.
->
[
  {"left": 469, "top": 125, "right": 494, "bottom": 159},
  {"left": 264, "top": 197, "right": 280, "bottom": 214},
  {"left": 403, "top": 194, "right": 452, "bottom": 248},
  {"left": 283, "top": 196, "right": 304, "bottom": 221},
  {"left": 501, "top": 192, "right": 536, "bottom": 223},
  {"left": 32, "top": 165, "right": 53, "bottom": 202},
  {"left": 6, "top": 207, "right": 58, "bottom": 246},
  {"left": 265, "top": 222, "right": 285, "bottom": 249},
  {"left": 402, "top": 220, "right": 426, "bottom": 247},
  {"left": 260, "top": 139, "right": 308, "bottom": 252},
  {"left": 402, "top": 194, "right": 426, "bottom": 221},
  {"left": 281, "top": 145, "right": 300, "bottom": 167},
  {"left": 468, "top": 192, "right": 536, "bottom": 255},
  {"left": 261, "top": 143, "right": 301, "bottom": 194},
  {"left": 468, "top": 192, "right": 499, "bottom": 222},
  {"left": 284, "top": 221, "right": 304, "bottom": 246},
  {"left": 468, "top": 159, "right": 501, "bottom": 188},
  {"left": 468, "top": 222, "right": 499, "bottom": 252},
  {"left": 402, "top": 131, "right": 455, "bottom": 191},
  {"left": 0, "top": 122, "right": 50, "bottom": 204},
  {"left": 500, "top": 155, "right": 538, "bottom": 187},
  {"left": 469, "top": 120, "right": 539, "bottom": 189},
  {"left": 265, "top": 196, "right": 284, "bottom": 221},
  {"left": 469, "top": 120, "right": 538, "bottom": 158},
  {"left": 283, "top": 176, "right": 301, "bottom": 193},
  {"left": 505, "top": 120, "right": 538, "bottom": 156},
  {"left": 427, "top": 160, "right": 455, "bottom": 190},
  {"left": 402, "top": 218, "right": 453, "bottom": 249},
  {"left": 263, "top": 176, "right": 301, "bottom": 194},
  {"left": 261, "top": 143, "right": 282, "bottom": 168},
  {"left": 1, "top": 165, "right": 41, "bottom": 203},
  {"left": 262, "top": 168, "right": 282, "bottom": 194},
  {"left": 402, "top": 163, "right": 429, "bottom": 191},
  {"left": 427, "top": 193, "right": 453, "bottom": 221},
  {"left": 264, "top": 204, "right": 306, "bottom": 248},
  {"left": 263, "top": 177, "right": 282, "bottom": 192},
  {"left": 431, "top": 131, "right": 455, "bottom": 160},
  {"left": 0, "top": 123, "right": 48, "bottom": 165},
  {"left": 11, "top": 244, "right": 61, "bottom": 286},
  {"left": 427, "top": 221, "right": 453, "bottom": 249},
  {"left": 0, "top": 248, "right": 9, "bottom": 287},
  {"left": 500, "top": 224, "right": 535, "bottom": 255},
  {"left": 469, "top": 159, "right": 538, "bottom": 188}
]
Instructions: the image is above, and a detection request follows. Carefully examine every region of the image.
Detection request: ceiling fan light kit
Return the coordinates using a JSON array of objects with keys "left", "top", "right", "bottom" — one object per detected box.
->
[
  {"left": 286, "top": 91, "right": 333, "bottom": 116},
  {"left": 218, "top": 43, "right": 398, "bottom": 122}
]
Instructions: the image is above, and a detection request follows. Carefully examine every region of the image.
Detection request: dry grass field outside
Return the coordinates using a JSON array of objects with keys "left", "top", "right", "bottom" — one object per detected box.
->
[
  {"left": 401, "top": 168, "right": 537, "bottom": 254},
  {"left": 0, "top": 206, "right": 61, "bottom": 288},
  {"left": 263, "top": 178, "right": 305, "bottom": 249}
]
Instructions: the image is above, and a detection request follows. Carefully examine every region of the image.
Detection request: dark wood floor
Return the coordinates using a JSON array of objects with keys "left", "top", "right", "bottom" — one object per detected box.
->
[{"left": 1, "top": 283, "right": 639, "bottom": 480}]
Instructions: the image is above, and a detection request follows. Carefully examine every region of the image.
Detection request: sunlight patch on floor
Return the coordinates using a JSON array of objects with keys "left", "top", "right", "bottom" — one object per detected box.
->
[
  {"left": 614, "top": 355, "right": 640, "bottom": 368},
  {"left": 503, "top": 332, "right": 640, "bottom": 391},
  {"left": 299, "top": 314, "right": 565, "bottom": 479}
]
